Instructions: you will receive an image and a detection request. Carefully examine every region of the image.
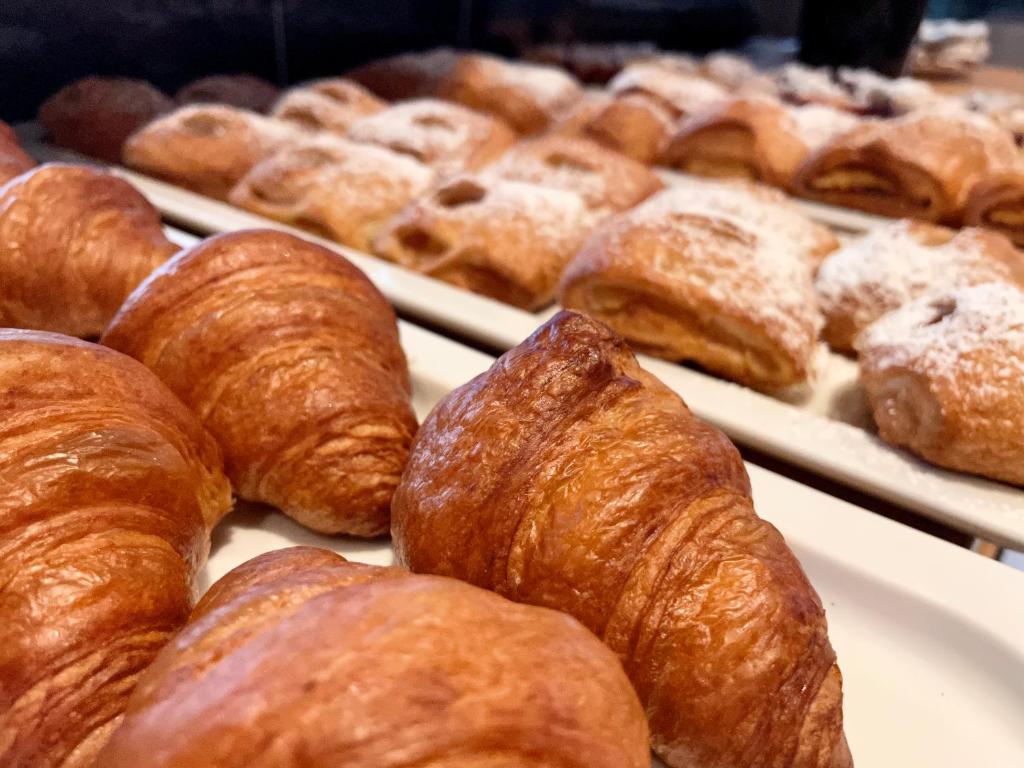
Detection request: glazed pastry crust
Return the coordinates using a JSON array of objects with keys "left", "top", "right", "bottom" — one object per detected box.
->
[
  {"left": 964, "top": 170, "right": 1024, "bottom": 247},
  {"left": 347, "top": 48, "right": 459, "bottom": 101},
  {"left": 96, "top": 547, "right": 651, "bottom": 768},
  {"left": 0, "top": 121, "right": 34, "bottom": 185},
  {"left": 175, "top": 74, "right": 280, "bottom": 113},
  {"left": 0, "top": 163, "right": 178, "bottom": 338},
  {"left": 102, "top": 229, "right": 416, "bottom": 536},
  {"left": 270, "top": 78, "right": 386, "bottom": 134},
  {"left": 373, "top": 174, "right": 591, "bottom": 309},
  {"left": 0, "top": 330, "right": 230, "bottom": 768},
  {"left": 392, "top": 310, "right": 851, "bottom": 768},
  {"left": 228, "top": 137, "right": 436, "bottom": 251}
]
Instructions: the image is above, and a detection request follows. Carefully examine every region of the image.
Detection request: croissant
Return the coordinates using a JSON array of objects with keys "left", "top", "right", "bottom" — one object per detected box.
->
[
  {"left": 815, "top": 219, "right": 1024, "bottom": 352},
  {"left": 96, "top": 546, "right": 651, "bottom": 768},
  {"left": 0, "top": 120, "right": 34, "bottom": 184},
  {"left": 858, "top": 282, "right": 1024, "bottom": 485},
  {"left": 228, "top": 137, "right": 436, "bottom": 251},
  {"left": 38, "top": 76, "right": 175, "bottom": 163},
  {"left": 0, "top": 163, "right": 179, "bottom": 338},
  {"left": 102, "top": 229, "right": 417, "bottom": 535},
  {"left": 347, "top": 47, "right": 460, "bottom": 101},
  {"left": 559, "top": 181, "right": 831, "bottom": 389},
  {"left": 792, "top": 112, "right": 1020, "bottom": 223},
  {"left": 373, "top": 174, "right": 591, "bottom": 309},
  {"left": 347, "top": 98, "right": 515, "bottom": 176},
  {"left": 963, "top": 169, "right": 1024, "bottom": 247},
  {"left": 270, "top": 78, "right": 387, "bottom": 134},
  {"left": 122, "top": 105, "right": 306, "bottom": 199},
  {"left": 392, "top": 310, "right": 851, "bottom": 768},
  {"left": 175, "top": 73, "right": 281, "bottom": 113},
  {"left": 0, "top": 330, "right": 231, "bottom": 768}
]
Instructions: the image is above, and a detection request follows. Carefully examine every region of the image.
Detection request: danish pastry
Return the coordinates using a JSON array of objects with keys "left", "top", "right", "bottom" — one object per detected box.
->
[
  {"left": 176, "top": 73, "right": 280, "bottom": 113},
  {"left": 347, "top": 47, "right": 459, "bottom": 100},
  {"left": 0, "top": 120, "right": 34, "bottom": 184},
  {"left": 270, "top": 78, "right": 386, "bottom": 134},
  {"left": 964, "top": 169, "right": 1024, "bottom": 247}
]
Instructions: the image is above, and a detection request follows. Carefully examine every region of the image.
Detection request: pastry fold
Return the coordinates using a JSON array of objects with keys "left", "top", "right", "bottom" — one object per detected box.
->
[
  {"left": 392, "top": 310, "right": 851, "bottom": 768},
  {"left": 0, "top": 121, "right": 34, "bottom": 185},
  {"left": 270, "top": 78, "right": 386, "bottom": 134},
  {"left": 96, "top": 547, "right": 651, "bottom": 768},
  {"left": 102, "top": 230, "right": 417, "bottom": 536},
  {"left": 964, "top": 170, "right": 1024, "bottom": 247}
]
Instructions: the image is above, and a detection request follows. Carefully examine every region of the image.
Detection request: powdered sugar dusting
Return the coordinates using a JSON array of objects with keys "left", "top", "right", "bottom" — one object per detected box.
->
[
  {"left": 788, "top": 104, "right": 860, "bottom": 148},
  {"left": 608, "top": 63, "right": 726, "bottom": 113}
]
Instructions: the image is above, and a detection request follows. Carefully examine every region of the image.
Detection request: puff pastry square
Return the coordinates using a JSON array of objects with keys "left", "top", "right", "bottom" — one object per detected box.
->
[{"left": 270, "top": 78, "right": 387, "bottom": 134}]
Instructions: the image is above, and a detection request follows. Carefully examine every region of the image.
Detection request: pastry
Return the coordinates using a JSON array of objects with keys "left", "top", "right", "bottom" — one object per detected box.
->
[
  {"left": 0, "top": 120, "right": 34, "bottom": 184},
  {"left": 909, "top": 19, "right": 990, "bottom": 78},
  {"left": 373, "top": 174, "right": 591, "bottom": 309},
  {"left": 435, "top": 52, "right": 583, "bottom": 134},
  {"left": 544, "top": 90, "right": 613, "bottom": 138},
  {"left": 792, "top": 111, "right": 1020, "bottom": 223},
  {"left": 102, "top": 230, "right": 416, "bottom": 536},
  {"left": 347, "top": 98, "right": 515, "bottom": 176},
  {"left": 559, "top": 181, "right": 830, "bottom": 390},
  {"left": 858, "top": 281, "right": 1024, "bottom": 485},
  {"left": 584, "top": 62, "right": 727, "bottom": 162},
  {"left": 525, "top": 40, "right": 662, "bottom": 84},
  {"left": 270, "top": 78, "right": 386, "bottom": 134},
  {"left": 816, "top": 220, "right": 1024, "bottom": 352},
  {"left": 347, "top": 47, "right": 459, "bottom": 100},
  {"left": 229, "top": 137, "right": 436, "bottom": 251},
  {"left": 773, "top": 63, "right": 862, "bottom": 112},
  {"left": 0, "top": 163, "right": 178, "bottom": 338},
  {"left": 96, "top": 547, "right": 651, "bottom": 768},
  {"left": 485, "top": 133, "right": 663, "bottom": 218},
  {"left": 959, "top": 89, "right": 1024, "bottom": 146},
  {"left": 662, "top": 96, "right": 859, "bottom": 188},
  {"left": 176, "top": 73, "right": 281, "bottom": 113},
  {"left": 38, "top": 76, "right": 175, "bottom": 163},
  {"left": 0, "top": 330, "right": 230, "bottom": 768},
  {"left": 392, "top": 309, "right": 852, "bottom": 768},
  {"left": 122, "top": 104, "right": 306, "bottom": 199},
  {"left": 835, "top": 68, "right": 947, "bottom": 117},
  {"left": 964, "top": 170, "right": 1024, "bottom": 246}
]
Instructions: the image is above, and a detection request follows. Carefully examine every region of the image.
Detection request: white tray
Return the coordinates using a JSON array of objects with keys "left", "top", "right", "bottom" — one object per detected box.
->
[
  {"left": 196, "top": 317, "right": 1024, "bottom": 767},
  {"left": 23, "top": 135, "right": 1024, "bottom": 549}
]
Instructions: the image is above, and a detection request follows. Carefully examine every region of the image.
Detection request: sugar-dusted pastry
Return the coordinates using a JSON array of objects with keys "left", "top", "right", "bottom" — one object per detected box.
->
[
  {"left": 373, "top": 174, "right": 590, "bottom": 309},
  {"left": 858, "top": 281, "right": 1024, "bottom": 485},
  {"left": 0, "top": 120, "right": 34, "bottom": 184},
  {"left": 835, "top": 68, "right": 947, "bottom": 116},
  {"left": 662, "top": 96, "right": 859, "bottom": 188},
  {"left": 97, "top": 547, "right": 651, "bottom": 768},
  {"left": 176, "top": 73, "right": 280, "bottom": 113},
  {"left": 964, "top": 170, "right": 1024, "bottom": 247},
  {"left": 228, "top": 137, "right": 436, "bottom": 251},
  {"left": 909, "top": 19, "right": 990, "bottom": 78},
  {"left": 122, "top": 104, "right": 306, "bottom": 199},
  {"left": 102, "top": 230, "right": 417, "bottom": 536},
  {"left": 392, "top": 310, "right": 852, "bottom": 768},
  {"left": 270, "top": 78, "right": 386, "bottom": 134},
  {"left": 583, "top": 62, "right": 727, "bottom": 162},
  {"left": 485, "top": 134, "right": 663, "bottom": 218},
  {"left": 525, "top": 40, "right": 662, "bottom": 84},
  {"left": 347, "top": 47, "right": 459, "bottom": 100},
  {"left": 559, "top": 181, "right": 830, "bottom": 389},
  {"left": 960, "top": 89, "right": 1024, "bottom": 146},
  {"left": 792, "top": 111, "right": 1020, "bottom": 223},
  {"left": 436, "top": 52, "right": 583, "bottom": 134},
  {"left": 773, "top": 63, "right": 862, "bottom": 112},
  {"left": 0, "top": 330, "right": 231, "bottom": 768},
  {"left": 0, "top": 163, "right": 178, "bottom": 338},
  {"left": 816, "top": 220, "right": 1024, "bottom": 352},
  {"left": 38, "top": 76, "right": 175, "bottom": 163}
]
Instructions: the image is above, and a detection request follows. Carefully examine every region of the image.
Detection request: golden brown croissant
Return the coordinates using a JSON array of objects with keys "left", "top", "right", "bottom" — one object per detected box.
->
[
  {"left": 792, "top": 112, "right": 1020, "bottom": 223},
  {"left": 102, "top": 229, "right": 417, "bottom": 536},
  {"left": 175, "top": 73, "right": 281, "bottom": 113},
  {"left": 0, "top": 330, "right": 231, "bottom": 768},
  {"left": 559, "top": 181, "right": 831, "bottom": 389},
  {"left": 435, "top": 52, "right": 583, "bottom": 135},
  {"left": 270, "top": 78, "right": 387, "bottom": 134},
  {"left": 347, "top": 98, "right": 515, "bottom": 176},
  {"left": 0, "top": 120, "right": 34, "bottom": 185},
  {"left": 122, "top": 104, "right": 307, "bottom": 199},
  {"left": 96, "top": 546, "right": 651, "bottom": 768},
  {"left": 392, "top": 310, "right": 851, "bottom": 768},
  {"left": 38, "top": 76, "right": 175, "bottom": 163},
  {"left": 816, "top": 219, "right": 1024, "bottom": 353},
  {"left": 0, "top": 163, "right": 179, "bottom": 338},
  {"left": 228, "top": 137, "right": 436, "bottom": 251},
  {"left": 347, "top": 47, "right": 460, "bottom": 100},
  {"left": 963, "top": 169, "right": 1024, "bottom": 247},
  {"left": 373, "top": 174, "right": 591, "bottom": 309},
  {"left": 858, "top": 282, "right": 1024, "bottom": 485}
]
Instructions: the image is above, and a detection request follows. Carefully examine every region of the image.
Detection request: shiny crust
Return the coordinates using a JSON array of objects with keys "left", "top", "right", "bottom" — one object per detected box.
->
[
  {"left": 228, "top": 137, "right": 436, "bottom": 251},
  {"left": 0, "top": 330, "right": 231, "bottom": 768},
  {"left": 964, "top": 170, "right": 1024, "bottom": 247},
  {"left": 97, "top": 547, "right": 651, "bottom": 768},
  {"left": 38, "top": 76, "right": 175, "bottom": 163},
  {"left": 373, "top": 174, "right": 591, "bottom": 309},
  {"left": 792, "top": 113, "right": 1019, "bottom": 223},
  {"left": 122, "top": 105, "right": 305, "bottom": 199},
  {"left": 0, "top": 121, "right": 34, "bottom": 184},
  {"left": 270, "top": 78, "right": 386, "bottom": 134},
  {"left": 102, "top": 230, "right": 416, "bottom": 535},
  {"left": 392, "top": 310, "right": 850, "bottom": 768},
  {"left": 436, "top": 53, "right": 583, "bottom": 134},
  {"left": 346, "top": 98, "right": 515, "bottom": 176},
  {"left": 347, "top": 48, "right": 459, "bottom": 100},
  {"left": 0, "top": 163, "right": 179, "bottom": 338},
  {"left": 175, "top": 74, "right": 281, "bottom": 113}
]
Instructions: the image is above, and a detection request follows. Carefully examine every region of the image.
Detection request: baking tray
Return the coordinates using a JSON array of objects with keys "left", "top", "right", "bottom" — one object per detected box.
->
[{"left": 197, "top": 315, "right": 1024, "bottom": 767}]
